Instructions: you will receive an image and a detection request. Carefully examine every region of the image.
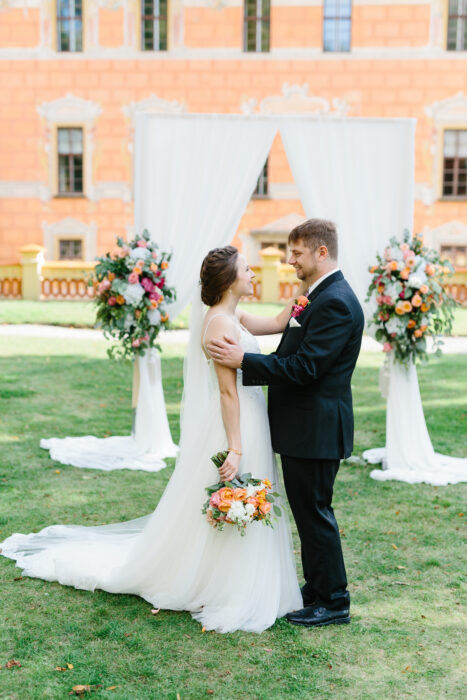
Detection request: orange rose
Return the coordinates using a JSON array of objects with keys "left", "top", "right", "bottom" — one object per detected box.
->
[
  {"left": 425, "top": 264, "right": 435, "bottom": 276},
  {"left": 420, "top": 324, "right": 428, "bottom": 332},
  {"left": 400, "top": 243, "right": 410, "bottom": 253},
  {"left": 395, "top": 302, "right": 406, "bottom": 316},
  {"left": 218, "top": 487, "right": 233, "bottom": 513},
  {"left": 370, "top": 265, "right": 378, "bottom": 273},
  {"left": 400, "top": 268, "right": 410, "bottom": 280},
  {"left": 133, "top": 266, "right": 142, "bottom": 275},
  {"left": 137, "top": 259, "right": 145, "bottom": 268},
  {"left": 402, "top": 301, "right": 412, "bottom": 313},
  {"left": 160, "top": 313, "right": 169, "bottom": 323},
  {"left": 108, "top": 272, "right": 115, "bottom": 282},
  {"left": 150, "top": 263, "right": 158, "bottom": 273},
  {"left": 246, "top": 497, "right": 258, "bottom": 508},
  {"left": 233, "top": 488, "right": 247, "bottom": 501},
  {"left": 387, "top": 261, "right": 399, "bottom": 272},
  {"left": 414, "top": 329, "right": 423, "bottom": 338},
  {"left": 161, "top": 261, "right": 169, "bottom": 270},
  {"left": 377, "top": 283, "right": 385, "bottom": 293},
  {"left": 296, "top": 295, "right": 309, "bottom": 307},
  {"left": 407, "top": 319, "right": 416, "bottom": 329},
  {"left": 135, "top": 309, "right": 141, "bottom": 319},
  {"left": 150, "top": 300, "right": 159, "bottom": 309},
  {"left": 421, "top": 303, "right": 430, "bottom": 312},
  {"left": 419, "top": 284, "right": 429, "bottom": 295},
  {"left": 158, "top": 295, "right": 164, "bottom": 302},
  {"left": 411, "top": 294, "right": 422, "bottom": 307},
  {"left": 259, "top": 502, "right": 271, "bottom": 515},
  {"left": 116, "top": 295, "right": 125, "bottom": 305},
  {"left": 262, "top": 479, "right": 272, "bottom": 489}
]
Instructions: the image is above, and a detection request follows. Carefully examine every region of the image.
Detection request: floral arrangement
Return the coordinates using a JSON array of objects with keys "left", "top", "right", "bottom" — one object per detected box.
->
[
  {"left": 366, "top": 229, "right": 456, "bottom": 365},
  {"left": 93, "top": 230, "right": 176, "bottom": 360},
  {"left": 202, "top": 451, "right": 282, "bottom": 536}
]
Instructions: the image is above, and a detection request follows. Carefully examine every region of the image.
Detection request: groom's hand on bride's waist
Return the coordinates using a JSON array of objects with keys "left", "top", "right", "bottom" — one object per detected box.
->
[{"left": 206, "top": 336, "right": 244, "bottom": 369}]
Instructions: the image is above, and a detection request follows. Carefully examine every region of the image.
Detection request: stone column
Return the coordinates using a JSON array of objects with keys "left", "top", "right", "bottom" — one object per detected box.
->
[
  {"left": 20, "top": 244, "right": 45, "bottom": 301},
  {"left": 259, "top": 246, "right": 282, "bottom": 303}
]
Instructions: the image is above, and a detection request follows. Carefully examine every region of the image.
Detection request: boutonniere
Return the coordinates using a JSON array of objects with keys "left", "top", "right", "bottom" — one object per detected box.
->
[{"left": 289, "top": 295, "right": 310, "bottom": 327}]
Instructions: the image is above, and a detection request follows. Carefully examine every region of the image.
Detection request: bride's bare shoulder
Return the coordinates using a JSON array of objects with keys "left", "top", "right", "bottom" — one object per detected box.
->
[{"left": 202, "top": 308, "right": 239, "bottom": 343}]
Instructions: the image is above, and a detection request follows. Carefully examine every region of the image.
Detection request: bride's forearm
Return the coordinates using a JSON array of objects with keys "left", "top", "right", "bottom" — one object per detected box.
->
[
  {"left": 219, "top": 391, "right": 242, "bottom": 452},
  {"left": 239, "top": 280, "right": 309, "bottom": 335}
]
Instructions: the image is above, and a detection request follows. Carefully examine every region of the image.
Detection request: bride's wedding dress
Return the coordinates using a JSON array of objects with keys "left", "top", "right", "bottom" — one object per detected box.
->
[{"left": 0, "top": 294, "right": 301, "bottom": 633}]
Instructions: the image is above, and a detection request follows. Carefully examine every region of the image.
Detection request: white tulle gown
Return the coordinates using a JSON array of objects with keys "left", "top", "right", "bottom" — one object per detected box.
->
[{"left": 0, "top": 296, "right": 301, "bottom": 633}]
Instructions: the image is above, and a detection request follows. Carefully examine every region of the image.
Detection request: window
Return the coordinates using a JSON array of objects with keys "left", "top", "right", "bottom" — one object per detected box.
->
[
  {"left": 261, "top": 241, "right": 286, "bottom": 262},
  {"left": 323, "top": 0, "right": 352, "bottom": 52},
  {"left": 57, "top": 0, "right": 83, "bottom": 52},
  {"left": 58, "top": 128, "right": 84, "bottom": 195},
  {"left": 442, "top": 130, "right": 467, "bottom": 198},
  {"left": 447, "top": 0, "right": 467, "bottom": 51},
  {"left": 59, "top": 239, "right": 83, "bottom": 260},
  {"left": 244, "top": 0, "right": 270, "bottom": 53},
  {"left": 440, "top": 245, "right": 467, "bottom": 267},
  {"left": 253, "top": 159, "right": 269, "bottom": 197},
  {"left": 142, "top": 0, "right": 168, "bottom": 51}
]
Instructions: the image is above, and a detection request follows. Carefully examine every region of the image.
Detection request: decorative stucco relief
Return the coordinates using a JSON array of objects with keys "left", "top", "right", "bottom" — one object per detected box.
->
[{"left": 241, "top": 83, "right": 350, "bottom": 117}]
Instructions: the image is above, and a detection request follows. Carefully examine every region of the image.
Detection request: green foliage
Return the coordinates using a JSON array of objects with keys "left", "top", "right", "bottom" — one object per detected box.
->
[{"left": 0, "top": 336, "right": 465, "bottom": 699}]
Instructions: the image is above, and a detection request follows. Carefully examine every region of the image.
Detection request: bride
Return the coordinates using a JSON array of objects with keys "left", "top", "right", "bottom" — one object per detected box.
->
[{"left": 0, "top": 246, "right": 304, "bottom": 633}]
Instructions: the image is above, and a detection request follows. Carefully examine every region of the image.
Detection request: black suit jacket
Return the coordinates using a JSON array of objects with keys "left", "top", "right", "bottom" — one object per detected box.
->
[{"left": 242, "top": 271, "right": 364, "bottom": 460}]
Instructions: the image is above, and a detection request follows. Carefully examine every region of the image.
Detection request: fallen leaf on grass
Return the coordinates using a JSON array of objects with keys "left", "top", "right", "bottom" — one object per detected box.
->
[
  {"left": 6, "top": 660, "right": 21, "bottom": 669},
  {"left": 151, "top": 608, "right": 160, "bottom": 615},
  {"left": 56, "top": 667, "right": 68, "bottom": 672},
  {"left": 391, "top": 543, "right": 398, "bottom": 550},
  {"left": 207, "top": 691, "right": 214, "bottom": 696},
  {"left": 13, "top": 576, "right": 23, "bottom": 581},
  {"left": 67, "top": 663, "right": 74, "bottom": 669},
  {"left": 386, "top": 530, "right": 396, "bottom": 535},
  {"left": 458, "top": 512, "right": 464, "bottom": 517},
  {"left": 55, "top": 470, "right": 61, "bottom": 474},
  {"left": 106, "top": 687, "right": 117, "bottom": 691},
  {"left": 327, "top": 663, "right": 333, "bottom": 670},
  {"left": 70, "top": 685, "right": 90, "bottom": 695},
  {"left": 421, "top": 614, "right": 426, "bottom": 618},
  {"left": 395, "top": 511, "right": 400, "bottom": 516},
  {"left": 263, "top": 648, "right": 273, "bottom": 653},
  {"left": 396, "top": 565, "right": 406, "bottom": 570},
  {"left": 202, "top": 627, "right": 206, "bottom": 633}
]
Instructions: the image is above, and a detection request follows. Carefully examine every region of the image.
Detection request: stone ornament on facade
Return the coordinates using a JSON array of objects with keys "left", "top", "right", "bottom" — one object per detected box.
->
[
  {"left": 422, "top": 220, "right": 467, "bottom": 256},
  {"left": 37, "top": 93, "right": 102, "bottom": 202},
  {"left": 241, "top": 83, "right": 349, "bottom": 117},
  {"left": 42, "top": 217, "right": 98, "bottom": 261},
  {"left": 422, "top": 92, "right": 467, "bottom": 206}
]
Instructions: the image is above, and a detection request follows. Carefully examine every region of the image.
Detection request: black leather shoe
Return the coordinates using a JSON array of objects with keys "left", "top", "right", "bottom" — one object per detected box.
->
[
  {"left": 285, "top": 605, "right": 350, "bottom": 627},
  {"left": 300, "top": 585, "right": 315, "bottom": 607}
]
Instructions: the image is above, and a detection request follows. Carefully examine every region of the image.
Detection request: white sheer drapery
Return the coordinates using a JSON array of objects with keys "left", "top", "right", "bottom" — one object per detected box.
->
[
  {"left": 41, "top": 115, "right": 276, "bottom": 472},
  {"left": 280, "top": 118, "right": 415, "bottom": 304}
]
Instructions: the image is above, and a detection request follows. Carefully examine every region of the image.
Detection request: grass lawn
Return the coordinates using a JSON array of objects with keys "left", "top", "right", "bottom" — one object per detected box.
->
[
  {"left": 0, "top": 334, "right": 465, "bottom": 699},
  {"left": 1, "top": 300, "right": 467, "bottom": 336}
]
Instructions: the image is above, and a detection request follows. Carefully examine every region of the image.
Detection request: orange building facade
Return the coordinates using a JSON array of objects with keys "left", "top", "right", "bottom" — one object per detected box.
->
[{"left": 0, "top": 0, "right": 466, "bottom": 270}]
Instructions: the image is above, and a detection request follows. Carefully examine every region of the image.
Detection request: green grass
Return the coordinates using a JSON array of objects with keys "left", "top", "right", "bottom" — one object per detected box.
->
[
  {"left": 0, "top": 335, "right": 466, "bottom": 699},
  {"left": 1, "top": 300, "right": 467, "bottom": 336}
]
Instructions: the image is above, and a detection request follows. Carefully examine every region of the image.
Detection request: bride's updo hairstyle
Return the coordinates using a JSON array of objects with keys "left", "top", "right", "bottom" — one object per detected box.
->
[{"left": 200, "top": 245, "right": 239, "bottom": 306}]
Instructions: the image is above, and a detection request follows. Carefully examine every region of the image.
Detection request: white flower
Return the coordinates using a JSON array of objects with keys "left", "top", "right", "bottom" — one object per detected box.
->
[
  {"left": 122, "top": 282, "right": 145, "bottom": 305},
  {"left": 407, "top": 273, "right": 425, "bottom": 289},
  {"left": 147, "top": 308, "right": 161, "bottom": 326},
  {"left": 123, "top": 314, "right": 134, "bottom": 331},
  {"left": 129, "top": 246, "right": 150, "bottom": 260},
  {"left": 227, "top": 501, "right": 245, "bottom": 522},
  {"left": 385, "top": 281, "right": 402, "bottom": 300},
  {"left": 390, "top": 246, "right": 404, "bottom": 262},
  {"left": 385, "top": 316, "right": 405, "bottom": 335},
  {"left": 245, "top": 484, "right": 256, "bottom": 498},
  {"left": 245, "top": 503, "right": 256, "bottom": 517}
]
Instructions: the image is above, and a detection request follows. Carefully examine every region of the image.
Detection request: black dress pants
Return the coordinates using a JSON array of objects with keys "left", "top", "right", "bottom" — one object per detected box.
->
[{"left": 281, "top": 455, "right": 350, "bottom": 611}]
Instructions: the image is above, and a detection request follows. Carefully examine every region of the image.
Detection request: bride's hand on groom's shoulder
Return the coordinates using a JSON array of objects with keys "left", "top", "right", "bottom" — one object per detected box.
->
[{"left": 218, "top": 452, "right": 240, "bottom": 481}]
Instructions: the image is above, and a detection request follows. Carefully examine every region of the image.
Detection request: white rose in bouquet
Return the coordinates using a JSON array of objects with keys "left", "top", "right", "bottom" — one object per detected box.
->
[
  {"left": 385, "top": 316, "right": 405, "bottom": 335},
  {"left": 147, "top": 308, "right": 161, "bottom": 326},
  {"left": 227, "top": 501, "right": 246, "bottom": 522},
  {"left": 408, "top": 272, "right": 426, "bottom": 289},
  {"left": 122, "top": 282, "right": 145, "bottom": 305},
  {"left": 129, "top": 246, "right": 151, "bottom": 260}
]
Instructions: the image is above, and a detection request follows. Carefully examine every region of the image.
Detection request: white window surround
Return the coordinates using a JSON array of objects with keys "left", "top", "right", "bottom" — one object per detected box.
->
[
  {"left": 241, "top": 82, "right": 350, "bottom": 116},
  {"left": 37, "top": 93, "right": 102, "bottom": 201},
  {"left": 42, "top": 217, "right": 97, "bottom": 261}
]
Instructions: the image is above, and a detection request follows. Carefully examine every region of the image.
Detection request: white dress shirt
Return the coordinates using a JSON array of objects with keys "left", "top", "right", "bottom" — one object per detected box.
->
[{"left": 307, "top": 267, "right": 340, "bottom": 297}]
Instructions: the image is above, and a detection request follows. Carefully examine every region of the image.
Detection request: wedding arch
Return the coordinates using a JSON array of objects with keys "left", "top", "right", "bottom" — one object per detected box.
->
[{"left": 42, "top": 112, "right": 465, "bottom": 485}]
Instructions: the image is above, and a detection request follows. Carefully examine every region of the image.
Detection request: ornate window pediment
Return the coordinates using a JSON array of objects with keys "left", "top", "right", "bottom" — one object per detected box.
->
[{"left": 242, "top": 83, "right": 349, "bottom": 117}]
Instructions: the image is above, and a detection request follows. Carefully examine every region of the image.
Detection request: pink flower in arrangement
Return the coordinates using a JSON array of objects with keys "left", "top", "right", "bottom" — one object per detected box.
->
[
  {"left": 152, "top": 251, "right": 158, "bottom": 259},
  {"left": 132, "top": 338, "right": 141, "bottom": 348},
  {"left": 155, "top": 277, "right": 165, "bottom": 289},
  {"left": 101, "top": 279, "right": 111, "bottom": 290},
  {"left": 141, "top": 277, "right": 155, "bottom": 293},
  {"left": 119, "top": 246, "right": 130, "bottom": 258},
  {"left": 128, "top": 271, "right": 139, "bottom": 284},
  {"left": 378, "top": 311, "right": 390, "bottom": 322},
  {"left": 136, "top": 259, "right": 145, "bottom": 268},
  {"left": 136, "top": 240, "right": 147, "bottom": 248},
  {"left": 209, "top": 492, "right": 221, "bottom": 508},
  {"left": 108, "top": 296, "right": 117, "bottom": 306},
  {"left": 383, "top": 342, "right": 393, "bottom": 353},
  {"left": 291, "top": 304, "right": 301, "bottom": 318},
  {"left": 142, "top": 333, "right": 149, "bottom": 342},
  {"left": 382, "top": 295, "right": 394, "bottom": 306},
  {"left": 399, "top": 290, "right": 405, "bottom": 299}
]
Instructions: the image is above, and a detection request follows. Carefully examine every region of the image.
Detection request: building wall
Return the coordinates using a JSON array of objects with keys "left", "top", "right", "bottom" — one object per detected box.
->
[{"left": 0, "top": 0, "right": 466, "bottom": 264}]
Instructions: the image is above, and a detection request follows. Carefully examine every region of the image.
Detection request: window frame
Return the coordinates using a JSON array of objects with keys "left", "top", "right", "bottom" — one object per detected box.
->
[
  {"left": 323, "top": 0, "right": 352, "bottom": 53},
  {"left": 439, "top": 127, "right": 467, "bottom": 201},
  {"left": 55, "top": 125, "right": 86, "bottom": 198},
  {"left": 55, "top": 0, "right": 84, "bottom": 53},
  {"left": 446, "top": 0, "right": 467, "bottom": 51},
  {"left": 243, "top": 0, "right": 271, "bottom": 53},
  {"left": 252, "top": 158, "right": 269, "bottom": 199},
  {"left": 57, "top": 237, "right": 85, "bottom": 261},
  {"left": 140, "top": 0, "right": 169, "bottom": 52}
]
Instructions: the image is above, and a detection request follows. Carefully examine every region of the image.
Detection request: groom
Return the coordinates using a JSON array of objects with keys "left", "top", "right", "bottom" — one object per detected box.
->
[{"left": 207, "top": 218, "right": 364, "bottom": 627}]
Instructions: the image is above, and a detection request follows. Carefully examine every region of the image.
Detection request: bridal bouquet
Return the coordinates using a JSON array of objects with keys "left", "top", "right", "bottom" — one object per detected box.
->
[
  {"left": 93, "top": 230, "right": 176, "bottom": 359},
  {"left": 366, "top": 229, "right": 456, "bottom": 365},
  {"left": 202, "top": 451, "right": 282, "bottom": 535}
]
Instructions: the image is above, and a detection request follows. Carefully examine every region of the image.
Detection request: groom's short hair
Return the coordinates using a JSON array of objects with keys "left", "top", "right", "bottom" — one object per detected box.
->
[{"left": 288, "top": 219, "right": 338, "bottom": 260}]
